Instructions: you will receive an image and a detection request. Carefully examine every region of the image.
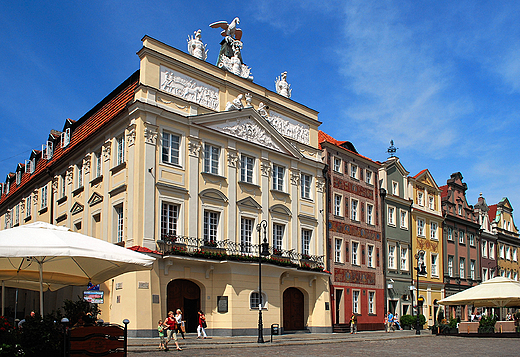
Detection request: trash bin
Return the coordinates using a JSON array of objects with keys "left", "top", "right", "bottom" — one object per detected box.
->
[{"left": 270, "top": 323, "right": 280, "bottom": 342}]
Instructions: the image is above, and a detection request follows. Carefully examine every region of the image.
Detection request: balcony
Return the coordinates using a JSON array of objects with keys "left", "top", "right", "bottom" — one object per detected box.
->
[{"left": 156, "top": 234, "right": 325, "bottom": 272}]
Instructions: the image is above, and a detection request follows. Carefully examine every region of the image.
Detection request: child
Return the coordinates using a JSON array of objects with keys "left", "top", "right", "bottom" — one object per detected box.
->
[{"left": 158, "top": 320, "right": 165, "bottom": 350}]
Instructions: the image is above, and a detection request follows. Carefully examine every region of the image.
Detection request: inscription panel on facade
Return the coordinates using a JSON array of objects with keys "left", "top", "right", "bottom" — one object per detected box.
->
[
  {"left": 329, "top": 220, "right": 381, "bottom": 241},
  {"left": 160, "top": 66, "right": 219, "bottom": 110},
  {"left": 333, "top": 177, "right": 374, "bottom": 199},
  {"left": 334, "top": 267, "right": 376, "bottom": 285}
]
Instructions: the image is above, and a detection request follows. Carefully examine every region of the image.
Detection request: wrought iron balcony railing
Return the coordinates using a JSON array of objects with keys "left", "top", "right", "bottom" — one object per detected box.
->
[{"left": 156, "top": 233, "right": 325, "bottom": 272}]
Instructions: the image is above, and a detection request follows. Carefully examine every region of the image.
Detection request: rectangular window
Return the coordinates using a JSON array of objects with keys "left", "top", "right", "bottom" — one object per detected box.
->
[
  {"left": 95, "top": 151, "right": 102, "bottom": 178},
  {"left": 388, "top": 245, "right": 396, "bottom": 269},
  {"left": 162, "top": 132, "right": 180, "bottom": 165},
  {"left": 77, "top": 164, "right": 83, "bottom": 188},
  {"left": 417, "top": 191, "right": 424, "bottom": 206},
  {"left": 116, "top": 135, "right": 125, "bottom": 165},
  {"left": 392, "top": 181, "right": 398, "bottom": 195},
  {"left": 352, "top": 241, "right": 359, "bottom": 265},
  {"left": 400, "top": 247, "right": 408, "bottom": 271},
  {"left": 353, "top": 290, "right": 360, "bottom": 314},
  {"left": 368, "top": 291, "right": 375, "bottom": 314},
  {"left": 458, "top": 205, "right": 462, "bottom": 215},
  {"left": 335, "top": 238, "right": 342, "bottom": 263},
  {"left": 273, "top": 224, "right": 284, "bottom": 251},
  {"left": 482, "top": 267, "right": 488, "bottom": 281},
  {"left": 203, "top": 144, "right": 220, "bottom": 174},
  {"left": 60, "top": 174, "right": 66, "bottom": 198},
  {"left": 115, "top": 204, "right": 124, "bottom": 243},
  {"left": 272, "top": 165, "right": 285, "bottom": 191},
  {"left": 447, "top": 227, "right": 453, "bottom": 241},
  {"left": 448, "top": 256, "right": 454, "bottom": 277},
  {"left": 240, "top": 155, "right": 255, "bottom": 183},
  {"left": 513, "top": 248, "right": 517, "bottom": 262},
  {"left": 499, "top": 244, "right": 505, "bottom": 259},
  {"left": 365, "top": 170, "right": 373, "bottom": 185},
  {"left": 388, "top": 207, "right": 395, "bottom": 225},
  {"left": 204, "top": 211, "right": 219, "bottom": 243},
  {"left": 334, "top": 194, "right": 342, "bottom": 216},
  {"left": 400, "top": 210, "right": 407, "bottom": 228},
  {"left": 14, "top": 204, "right": 19, "bottom": 225},
  {"left": 469, "top": 233, "right": 475, "bottom": 246},
  {"left": 459, "top": 230, "right": 465, "bottom": 244},
  {"left": 482, "top": 240, "right": 488, "bottom": 258},
  {"left": 428, "top": 196, "right": 434, "bottom": 210},
  {"left": 417, "top": 219, "right": 425, "bottom": 237},
  {"left": 351, "top": 199, "right": 359, "bottom": 221},
  {"left": 367, "top": 244, "right": 374, "bottom": 268},
  {"left": 161, "top": 203, "right": 179, "bottom": 237},
  {"left": 333, "top": 157, "right": 342, "bottom": 172},
  {"left": 366, "top": 204, "right": 374, "bottom": 225},
  {"left": 41, "top": 185, "right": 48, "bottom": 209},
  {"left": 25, "top": 196, "right": 31, "bottom": 218},
  {"left": 241, "top": 217, "right": 254, "bottom": 253},
  {"left": 301, "top": 173, "right": 312, "bottom": 199},
  {"left": 61, "top": 128, "right": 70, "bottom": 148},
  {"left": 459, "top": 257, "right": 465, "bottom": 278},
  {"left": 350, "top": 164, "right": 358, "bottom": 179},
  {"left": 470, "top": 260, "right": 476, "bottom": 279},
  {"left": 431, "top": 254, "right": 438, "bottom": 277},
  {"left": 302, "top": 229, "right": 312, "bottom": 256},
  {"left": 16, "top": 171, "right": 21, "bottom": 185},
  {"left": 430, "top": 222, "right": 437, "bottom": 240},
  {"left": 489, "top": 242, "right": 495, "bottom": 259},
  {"left": 506, "top": 246, "right": 511, "bottom": 260}
]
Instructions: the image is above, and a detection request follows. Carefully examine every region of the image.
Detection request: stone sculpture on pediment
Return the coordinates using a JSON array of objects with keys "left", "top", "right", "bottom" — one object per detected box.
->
[
  {"left": 225, "top": 94, "right": 244, "bottom": 111},
  {"left": 275, "top": 71, "right": 292, "bottom": 98},
  {"left": 245, "top": 93, "right": 252, "bottom": 108},
  {"left": 215, "top": 118, "right": 282, "bottom": 152},
  {"left": 187, "top": 29, "right": 208, "bottom": 61},
  {"left": 266, "top": 111, "right": 310, "bottom": 145},
  {"left": 257, "top": 102, "right": 269, "bottom": 118}
]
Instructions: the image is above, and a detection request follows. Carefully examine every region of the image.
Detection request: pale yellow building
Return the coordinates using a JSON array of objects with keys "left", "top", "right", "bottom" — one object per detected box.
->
[
  {"left": 0, "top": 35, "right": 331, "bottom": 336},
  {"left": 408, "top": 169, "right": 443, "bottom": 327}
]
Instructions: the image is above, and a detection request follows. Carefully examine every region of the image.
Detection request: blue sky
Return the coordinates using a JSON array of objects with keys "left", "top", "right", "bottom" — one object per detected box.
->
[{"left": 1, "top": 1, "right": 519, "bottom": 216}]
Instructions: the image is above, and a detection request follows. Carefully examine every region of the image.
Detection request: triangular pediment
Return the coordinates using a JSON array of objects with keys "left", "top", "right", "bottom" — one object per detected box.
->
[
  {"left": 70, "top": 202, "right": 84, "bottom": 215},
  {"left": 237, "top": 196, "right": 262, "bottom": 211},
  {"left": 88, "top": 192, "right": 103, "bottom": 207},
  {"left": 191, "top": 108, "right": 303, "bottom": 158},
  {"left": 414, "top": 169, "right": 440, "bottom": 191}
]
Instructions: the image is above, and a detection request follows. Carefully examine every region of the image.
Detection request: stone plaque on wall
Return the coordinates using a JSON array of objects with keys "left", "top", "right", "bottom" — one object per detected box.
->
[{"left": 217, "top": 296, "right": 228, "bottom": 313}]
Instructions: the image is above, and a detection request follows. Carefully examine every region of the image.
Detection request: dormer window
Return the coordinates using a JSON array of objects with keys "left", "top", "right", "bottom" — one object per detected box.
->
[
  {"left": 25, "top": 160, "right": 32, "bottom": 174},
  {"left": 16, "top": 171, "right": 21, "bottom": 185},
  {"left": 42, "top": 142, "right": 54, "bottom": 160},
  {"left": 61, "top": 128, "right": 71, "bottom": 148}
]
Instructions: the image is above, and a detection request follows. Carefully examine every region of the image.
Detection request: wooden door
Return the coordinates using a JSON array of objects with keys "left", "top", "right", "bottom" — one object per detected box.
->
[
  {"left": 283, "top": 287, "right": 305, "bottom": 330},
  {"left": 167, "top": 279, "right": 200, "bottom": 333}
]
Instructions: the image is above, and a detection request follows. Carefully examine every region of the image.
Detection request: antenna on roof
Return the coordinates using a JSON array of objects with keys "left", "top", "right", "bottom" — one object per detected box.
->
[{"left": 387, "top": 140, "right": 398, "bottom": 157}]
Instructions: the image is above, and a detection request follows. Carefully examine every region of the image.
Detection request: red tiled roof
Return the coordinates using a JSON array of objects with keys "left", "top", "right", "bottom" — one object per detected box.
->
[
  {"left": 488, "top": 204, "right": 497, "bottom": 221},
  {"left": 0, "top": 73, "right": 138, "bottom": 204},
  {"left": 128, "top": 245, "right": 162, "bottom": 255},
  {"left": 318, "top": 130, "right": 378, "bottom": 164},
  {"left": 413, "top": 169, "right": 427, "bottom": 179},
  {"left": 439, "top": 185, "right": 448, "bottom": 198}
]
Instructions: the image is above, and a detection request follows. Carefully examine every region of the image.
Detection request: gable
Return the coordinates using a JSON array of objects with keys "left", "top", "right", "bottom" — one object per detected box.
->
[{"left": 237, "top": 196, "right": 262, "bottom": 211}]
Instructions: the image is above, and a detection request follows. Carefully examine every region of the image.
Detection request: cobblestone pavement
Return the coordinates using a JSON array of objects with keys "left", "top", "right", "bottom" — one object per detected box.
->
[{"left": 128, "top": 334, "right": 520, "bottom": 357}]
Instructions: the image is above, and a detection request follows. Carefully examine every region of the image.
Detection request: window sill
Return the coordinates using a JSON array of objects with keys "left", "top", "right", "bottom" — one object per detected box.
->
[
  {"left": 24, "top": 215, "right": 32, "bottom": 222},
  {"left": 57, "top": 196, "right": 67, "bottom": 205},
  {"left": 38, "top": 207, "right": 48, "bottom": 215},
  {"left": 162, "top": 161, "right": 182, "bottom": 169},
  {"left": 201, "top": 171, "right": 227, "bottom": 180},
  {"left": 400, "top": 226, "right": 408, "bottom": 230},
  {"left": 114, "top": 241, "right": 125, "bottom": 247},
  {"left": 333, "top": 215, "right": 344, "bottom": 220},
  {"left": 238, "top": 181, "right": 260, "bottom": 189},
  {"left": 301, "top": 197, "right": 314, "bottom": 203},
  {"left": 270, "top": 189, "right": 289, "bottom": 197},
  {"left": 72, "top": 186, "right": 84, "bottom": 197},
  {"left": 110, "top": 162, "right": 127, "bottom": 175},
  {"left": 90, "top": 175, "right": 103, "bottom": 186}
]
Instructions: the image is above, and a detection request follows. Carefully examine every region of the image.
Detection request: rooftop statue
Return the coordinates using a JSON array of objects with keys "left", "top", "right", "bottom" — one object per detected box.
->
[
  {"left": 275, "top": 71, "right": 292, "bottom": 98},
  {"left": 187, "top": 29, "right": 208, "bottom": 61},
  {"left": 210, "top": 17, "right": 253, "bottom": 81},
  {"left": 225, "top": 94, "right": 244, "bottom": 111}
]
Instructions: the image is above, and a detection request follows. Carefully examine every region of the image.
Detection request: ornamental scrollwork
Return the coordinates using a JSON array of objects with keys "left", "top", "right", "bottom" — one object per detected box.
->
[
  {"left": 102, "top": 140, "right": 112, "bottom": 162},
  {"left": 290, "top": 169, "right": 301, "bottom": 186},
  {"left": 83, "top": 154, "right": 91, "bottom": 175},
  {"left": 260, "top": 159, "right": 271, "bottom": 177},
  {"left": 188, "top": 138, "right": 201, "bottom": 157},
  {"left": 144, "top": 124, "right": 158, "bottom": 145},
  {"left": 227, "top": 149, "right": 238, "bottom": 168}
]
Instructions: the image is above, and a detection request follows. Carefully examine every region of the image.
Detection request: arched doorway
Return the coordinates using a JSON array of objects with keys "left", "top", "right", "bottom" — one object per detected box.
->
[
  {"left": 167, "top": 279, "right": 201, "bottom": 333},
  {"left": 283, "top": 287, "right": 305, "bottom": 331}
]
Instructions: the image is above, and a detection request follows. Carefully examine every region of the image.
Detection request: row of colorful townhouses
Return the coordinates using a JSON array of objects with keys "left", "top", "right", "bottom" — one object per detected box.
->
[{"left": 0, "top": 33, "right": 518, "bottom": 337}]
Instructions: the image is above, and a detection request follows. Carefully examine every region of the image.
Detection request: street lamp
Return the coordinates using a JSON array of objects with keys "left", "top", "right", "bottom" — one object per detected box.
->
[
  {"left": 414, "top": 250, "right": 426, "bottom": 335},
  {"left": 257, "top": 219, "right": 269, "bottom": 343}
]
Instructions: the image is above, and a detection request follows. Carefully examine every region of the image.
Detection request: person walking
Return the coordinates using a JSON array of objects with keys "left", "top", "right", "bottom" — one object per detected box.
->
[
  {"left": 383, "top": 313, "right": 388, "bottom": 333},
  {"left": 386, "top": 311, "right": 394, "bottom": 332},
  {"left": 350, "top": 313, "right": 357, "bottom": 334},
  {"left": 157, "top": 320, "right": 165, "bottom": 350},
  {"left": 197, "top": 310, "right": 207, "bottom": 339},
  {"left": 164, "top": 311, "right": 182, "bottom": 351},
  {"left": 175, "top": 309, "right": 186, "bottom": 339}
]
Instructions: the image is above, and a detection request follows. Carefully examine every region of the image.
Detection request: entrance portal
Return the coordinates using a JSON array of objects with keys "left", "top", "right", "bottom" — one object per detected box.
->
[
  {"left": 167, "top": 279, "right": 201, "bottom": 333},
  {"left": 283, "top": 287, "right": 305, "bottom": 331}
]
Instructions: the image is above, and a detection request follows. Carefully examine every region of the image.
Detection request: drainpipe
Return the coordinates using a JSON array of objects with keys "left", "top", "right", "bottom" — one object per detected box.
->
[
  {"left": 46, "top": 168, "right": 54, "bottom": 224},
  {"left": 322, "top": 163, "right": 334, "bottom": 329},
  {"left": 379, "top": 188, "right": 387, "bottom": 315},
  {"left": 409, "top": 200, "right": 414, "bottom": 317}
]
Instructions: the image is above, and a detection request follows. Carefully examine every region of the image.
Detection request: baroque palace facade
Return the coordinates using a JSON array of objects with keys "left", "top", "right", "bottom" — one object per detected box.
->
[{"left": 0, "top": 33, "right": 331, "bottom": 336}]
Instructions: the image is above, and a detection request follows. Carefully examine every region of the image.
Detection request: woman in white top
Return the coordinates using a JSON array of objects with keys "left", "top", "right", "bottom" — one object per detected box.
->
[{"left": 175, "top": 309, "right": 186, "bottom": 339}]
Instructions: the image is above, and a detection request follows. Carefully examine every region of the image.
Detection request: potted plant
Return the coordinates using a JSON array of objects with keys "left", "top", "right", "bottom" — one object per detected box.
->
[
  {"left": 400, "top": 314, "right": 414, "bottom": 330},
  {"left": 478, "top": 315, "right": 496, "bottom": 334}
]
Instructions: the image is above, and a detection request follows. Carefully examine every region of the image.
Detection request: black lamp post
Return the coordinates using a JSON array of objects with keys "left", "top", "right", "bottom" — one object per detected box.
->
[
  {"left": 414, "top": 249, "right": 427, "bottom": 335},
  {"left": 257, "top": 219, "right": 269, "bottom": 343}
]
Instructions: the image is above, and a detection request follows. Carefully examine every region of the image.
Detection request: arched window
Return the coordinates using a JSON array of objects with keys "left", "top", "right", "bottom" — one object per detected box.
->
[{"left": 250, "top": 291, "right": 268, "bottom": 310}]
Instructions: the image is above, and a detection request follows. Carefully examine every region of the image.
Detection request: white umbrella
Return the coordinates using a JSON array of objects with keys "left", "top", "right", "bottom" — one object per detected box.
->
[
  {"left": 0, "top": 221, "right": 156, "bottom": 314},
  {"left": 438, "top": 276, "right": 520, "bottom": 308}
]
